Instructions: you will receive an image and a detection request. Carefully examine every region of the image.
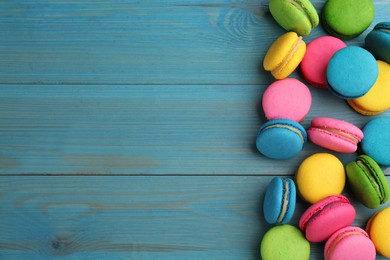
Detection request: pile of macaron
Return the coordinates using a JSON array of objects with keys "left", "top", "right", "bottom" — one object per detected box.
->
[{"left": 256, "top": 0, "right": 390, "bottom": 259}]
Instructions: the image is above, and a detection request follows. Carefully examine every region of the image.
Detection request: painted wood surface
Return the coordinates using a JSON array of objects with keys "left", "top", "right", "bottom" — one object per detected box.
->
[
  {"left": 1, "top": 0, "right": 390, "bottom": 259},
  {"left": 1, "top": 176, "right": 389, "bottom": 259},
  {"left": 1, "top": 84, "right": 379, "bottom": 175},
  {"left": 0, "top": 0, "right": 389, "bottom": 85}
]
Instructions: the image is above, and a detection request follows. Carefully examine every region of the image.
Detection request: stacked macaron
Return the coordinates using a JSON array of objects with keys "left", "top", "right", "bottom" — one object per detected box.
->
[
  {"left": 258, "top": 0, "right": 390, "bottom": 259},
  {"left": 256, "top": 78, "right": 311, "bottom": 160}
]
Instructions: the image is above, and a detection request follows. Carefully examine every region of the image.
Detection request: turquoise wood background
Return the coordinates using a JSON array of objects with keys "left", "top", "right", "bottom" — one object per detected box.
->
[{"left": 0, "top": 0, "right": 389, "bottom": 259}]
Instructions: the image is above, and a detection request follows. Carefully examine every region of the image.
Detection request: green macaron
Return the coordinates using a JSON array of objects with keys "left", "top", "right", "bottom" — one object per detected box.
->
[
  {"left": 346, "top": 155, "right": 390, "bottom": 209},
  {"left": 269, "top": 0, "right": 319, "bottom": 36},
  {"left": 261, "top": 224, "right": 310, "bottom": 260},
  {"left": 321, "top": 0, "right": 375, "bottom": 39}
]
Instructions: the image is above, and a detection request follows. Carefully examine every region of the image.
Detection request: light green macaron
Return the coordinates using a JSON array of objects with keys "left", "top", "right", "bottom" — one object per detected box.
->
[
  {"left": 261, "top": 224, "right": 310, "bottom": 260},
  {"left": 269, "top": 0, "right": 319, "bottom": 36}
]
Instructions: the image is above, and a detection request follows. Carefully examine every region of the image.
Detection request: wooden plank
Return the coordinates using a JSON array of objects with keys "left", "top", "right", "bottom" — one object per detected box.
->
[
  {"left": 0, "top": 0, "right": 388, "bottom": 85},
  {"left": 0, "top": 176, "right": 389, "bottom": 259},
  {"left": 2, "top": 84, "right": 388, "bottom": 175}
]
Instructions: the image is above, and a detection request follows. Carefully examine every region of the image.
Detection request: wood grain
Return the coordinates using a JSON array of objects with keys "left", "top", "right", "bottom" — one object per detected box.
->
[
  {"left": 0, "top": 0, "right": 389, "bottom": 85},
  {"left": 0, "top": 176, "right": 389, "bottom": 259},
  {"left": 2, "top": 84, "right": 388, "bottom": 175},
  {"left": 1, "top": 0, "right": 390, "bottom": 259}
]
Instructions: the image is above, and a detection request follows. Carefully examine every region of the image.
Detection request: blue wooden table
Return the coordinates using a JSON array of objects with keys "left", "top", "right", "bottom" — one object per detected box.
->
[{"left": 1, "top": 1, "right": 389, "bottom": 259}]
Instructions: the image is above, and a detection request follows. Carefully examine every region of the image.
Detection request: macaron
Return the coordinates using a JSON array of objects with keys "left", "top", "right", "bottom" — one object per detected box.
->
[
  {"left": 347, "top": 60, "right": 390, "bottom": 115},
  {"left": 300, "top": 36, "right": 346, "bottom": 88},
  {"left": 269, "top": 0, "right": 319, "bottom": 36},
  {"left": 261, "top": 224, "right": 310, "bottom": 260},
  {"left": 366, "top": 207, "right": 390, "bottom": 258},
  {"left": 324, "top": 226, "right": 376, "bottom": 260},
  {"left": 263, "top": 177, "right": 296, "bottom": 224},
  {"left": 262, "top": 78, "right": 312, "bottom": 122},
  {"left": 307, "top": 117, "right": 364, "bottom": 153},
  {"left": 365, "top": 22, "right": 390, "bottom": 64},
  {"left": 321, "top": 0, "right": 375, "bottom": 39},
  {"left": 295, "top": 153, "right": 345, "bottom": 204},
  {"left": 346, "top": 155, "right": 390, "bottom": 209},
  {"left": 263, "top": 32, "right": 306, "bottom": 80},
  {"left": 361, "top": 117, "right": 390, "bottom": 166},
  {"left": 299, "top": 195, "right": 356, "bottom": 242},
  {"left": 326, "top": 46, "right": 378, "bottom": 99},
  {"left": 256, "top": 119, "right": 307, "bottom": 160}
]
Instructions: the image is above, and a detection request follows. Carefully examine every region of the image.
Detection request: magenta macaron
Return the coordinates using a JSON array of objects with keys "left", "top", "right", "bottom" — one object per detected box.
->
[
  {"left": 301, "top": 36, "right": 346, "bottom": 88},
  {"left": 308, "top": 117, "right": 364, "bottom": 153},
  {"left": 299, "top": 195, "right": 356, "bottom": 242},
  {"left": 262, "top": 78, "right": 312, "bottom": 122},
  {"left": 324, "top": 226, "right": 376, "bottom": 260}
]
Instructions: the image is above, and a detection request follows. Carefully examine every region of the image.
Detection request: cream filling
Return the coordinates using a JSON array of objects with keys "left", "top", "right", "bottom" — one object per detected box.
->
[
  {"left": 314, "top": 126, "right": 360, "bottom": 143},
  {"left": 271, "top": 37, "right": 303, "bottom": 76},
  {"left": 357, "top": 159, "right": 383, "bottom": 201},
  {"left": 326, "top": 230, "right": 367, "bottom": 259},
  {"left": 277, "top": 180, "right": 289, "bottom": 223},
  {"left": 263, "top": 124, "right": 304, "bottom": 143}
]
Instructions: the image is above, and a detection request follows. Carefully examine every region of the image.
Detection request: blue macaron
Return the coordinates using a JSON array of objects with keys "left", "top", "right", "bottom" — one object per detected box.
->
[
  {"left": 326, "top": 46, "right": 378, "bottom": 99},
  {"left": 256, "top": 119, "right": 307, "bottom": 160},
  {"left": 361, "top": 117, "right": 390, "bottom": 166},
  {"left": 263, "top": 177, "right": 296, "bottom": 224},
  {"left": 366, "top": 22, "right": 390, "bottom": 64}
]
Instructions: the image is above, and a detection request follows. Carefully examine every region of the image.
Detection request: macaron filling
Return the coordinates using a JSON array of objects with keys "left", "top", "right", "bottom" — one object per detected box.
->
[
  {"left": 325, "top": 229, "right": 368, "bottom": 259},
  {"left": 277, "top": 179, "right": 290, "bottom": 223},
  {"left": 356, "top": 158, "right": 384, "bottom": 202},
  {"left": 310, "top": 126, "right": 361, "bottom": 144},
  {"left": 262, "top": 123, "right": 305, "bottom": 143},
  {"left": 287, "top": 0, "right": 315, "bottom": 27},
  {"left": 378, "top": 28, "right": 390, "bottom": 33},
  {"left": 271, "top": 37, "right": 304, "bottom": 76}
]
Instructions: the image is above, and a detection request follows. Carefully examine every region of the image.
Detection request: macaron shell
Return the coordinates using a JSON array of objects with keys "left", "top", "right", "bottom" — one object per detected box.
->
[
  {"left": 299, "top": 195, "right": 356, "bottom": 242},
  {"left": 366, "top": 207, "right": 390, "bottom": 258},
  {"left": 262, "top": 78, "right": 312, "bottom": 122},
  {"left": 322, "top": 0, "right": 375, "bottom": 39},
  {"left": 263, "top": 177, "right": 296, "bottom": 224},
  {"left": 261, "top": 225, "right": 310, "bottom": 260},
  {"left": 264, "top": 177, "right": 284, "bottom": 224},
  {"left": 365, "top": 22, "right": 390, "bottom": 64},
  {"left": 326, "top": 46, "right": 378, "bottom": 99},
  {"left": 256, "top": 119, "right": 306, "bottom": 160},
  {"left": 263, "top": 32, "right": 306, "bottom": 79},
  {"left": 301, "top": 36, "right": 346, "bottom": 88},
  {"left": 269, "top": 0, "right": 319, "bottom": 36},
  {"left": 346, "top": 155, "right": 389, "bottom": 208},
  {"left": 347, "top": 60, "right": 390, "bottom": 115},
  {"left": 324, "top": 227, "right": 376, "bottom": 260},
  {"left": 361, "top": 117, "right": 390, "bottom": 166},
  {"left": 296, "top": 153, "right": 345, "bottom": 204}
]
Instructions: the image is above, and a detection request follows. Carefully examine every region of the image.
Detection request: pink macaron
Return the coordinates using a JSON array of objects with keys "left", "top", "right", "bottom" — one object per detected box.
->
[
  {"left": 299, "top": 195, "right": 356, "bottom": 242},
  {"left": 262, "top": 78, "right": 312, "bottom": 122},
  {"left": 324, "top": 226, "right": 376, "bottom": 260},
  {"left": 301, "top": 36, "right": 346, "bottom": 88},
  {"left": 308, "top": 117, "right": 364, "bottom": 153}
]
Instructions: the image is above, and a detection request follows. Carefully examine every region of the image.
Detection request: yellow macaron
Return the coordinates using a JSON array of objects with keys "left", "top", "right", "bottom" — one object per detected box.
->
[
  {"left": 263, "top": 32, "right": 306, "bottom": 79},
  {"left": 366, "top": 207, "right": 390, "bottom": 258},
  {"left": 295, "top": 153, "right": 345, "bottom": 204},
  {"left": 347, "top": 60, "right": 390, "bottom": 115}
]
